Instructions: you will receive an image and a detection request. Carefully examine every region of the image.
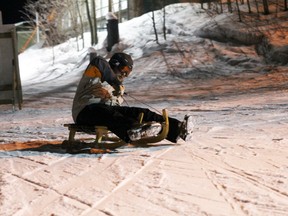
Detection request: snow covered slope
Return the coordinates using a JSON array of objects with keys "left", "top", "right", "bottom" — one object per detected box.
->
[{"left": 0, "top": 3, "right": 288, "bottom": 216}]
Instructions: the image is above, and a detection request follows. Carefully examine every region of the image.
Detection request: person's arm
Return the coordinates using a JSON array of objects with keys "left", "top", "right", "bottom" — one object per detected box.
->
[{"left": 87, "top": 56, "right": 125, "bottom": 98}]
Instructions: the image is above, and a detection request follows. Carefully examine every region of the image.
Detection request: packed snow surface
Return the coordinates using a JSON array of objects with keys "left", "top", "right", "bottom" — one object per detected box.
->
[{"left": 1, "top": 3, "right": 288, "bottom": 216}]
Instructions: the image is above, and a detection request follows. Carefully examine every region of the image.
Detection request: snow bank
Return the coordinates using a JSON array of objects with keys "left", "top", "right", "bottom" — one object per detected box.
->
[{"left": 194, "top": 14, "right": 264, "bottom": 45}]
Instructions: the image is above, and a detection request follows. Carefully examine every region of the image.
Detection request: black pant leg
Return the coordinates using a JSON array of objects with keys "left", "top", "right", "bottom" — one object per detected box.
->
[
  {"left": 76, "top": 104, "right": 181, "bottom": 143},
  {"left": 76, "top": 104, "right": 137, "bottom": 142}
]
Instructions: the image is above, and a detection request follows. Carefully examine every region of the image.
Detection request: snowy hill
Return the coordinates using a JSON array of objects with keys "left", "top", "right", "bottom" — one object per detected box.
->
[{"left": 0, "top": 3, "right": 288, "bottom": 216}]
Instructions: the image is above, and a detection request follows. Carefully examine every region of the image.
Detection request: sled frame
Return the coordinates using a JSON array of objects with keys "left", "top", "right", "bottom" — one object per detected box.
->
[{"left": 62, "top": 109, "right": 169, "bottom": 153}]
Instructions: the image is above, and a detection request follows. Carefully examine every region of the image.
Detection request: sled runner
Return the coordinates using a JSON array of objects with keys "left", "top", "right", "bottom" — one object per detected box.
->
[{"left": 62, "top": 109, "right": 169, "bottom": 154}]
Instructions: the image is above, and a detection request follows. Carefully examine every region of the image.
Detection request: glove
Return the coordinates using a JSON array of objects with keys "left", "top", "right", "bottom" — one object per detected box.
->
[
  {"left": 92, "top": 83, "right": 111, "bottom": 99},
  {"left": 113, "top": 85, "right": 125, "bottom": 96}
]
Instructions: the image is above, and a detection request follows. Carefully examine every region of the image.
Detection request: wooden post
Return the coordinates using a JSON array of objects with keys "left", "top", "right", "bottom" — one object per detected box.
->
[
  {"left": 0, "top": 25, "right": 23, "bottom": 110},
  {"left": 0, "top": 11, "right": 2, "bottom": 25},
  {"left": 106, "top": 12, "right": 119, "bottom": 52}
]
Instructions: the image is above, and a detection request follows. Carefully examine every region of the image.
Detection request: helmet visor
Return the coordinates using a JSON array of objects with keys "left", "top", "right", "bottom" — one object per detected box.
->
[{"left": 119, "top": 65, "right": 132, "bottom": 77}]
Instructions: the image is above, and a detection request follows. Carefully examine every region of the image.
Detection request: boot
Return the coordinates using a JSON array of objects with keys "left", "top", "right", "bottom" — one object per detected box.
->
[
  {"left": 178, "top": 115, "right": 194, "bottom": 142},
  {"left": 128, "top": 122, "right": 162, "bottom": 141}
]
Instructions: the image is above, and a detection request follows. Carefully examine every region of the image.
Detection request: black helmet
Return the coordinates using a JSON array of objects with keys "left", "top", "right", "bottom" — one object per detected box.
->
[{"left": 109, "top": 53, "right": 133, "bottom": 70}]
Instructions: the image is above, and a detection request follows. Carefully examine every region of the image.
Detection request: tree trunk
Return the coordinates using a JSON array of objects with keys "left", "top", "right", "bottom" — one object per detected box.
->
[
  {"left": 254, "top": 0, "right": 260, "bottom": 16},
  {"left": 91, "top": 0, "right": 98, "bottom": 44},
  {"left": 247, "top": 0, "right": 252, "bottom": 13},
  {"left": 219, "top": 0, "right": 223, "bottom": 13},
  {"left": 152, "top": 10, "right": 159, "bottom": 44},
  {"left": 235, "top": 0, "right": 242, "bottom": 21},
  {"left": 262, "top": 0, "right": 270, "bottom": 14},
  {"left": 85, "top": 0, "right": 94, "bottom": 45},
  {"left": 162, "top": 0, "right": 166, "bottom": 40},
  {"left": 227, "top": 0, "right": 233, "bottom": 13},
  {"left": 76, "top": 0, "right": 85, "bottom": 49}
]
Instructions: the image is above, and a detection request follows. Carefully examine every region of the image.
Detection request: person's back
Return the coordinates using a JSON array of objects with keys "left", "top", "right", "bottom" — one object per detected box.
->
[{"left": 72, "top": 55, "right": 124, "bottom": 122}]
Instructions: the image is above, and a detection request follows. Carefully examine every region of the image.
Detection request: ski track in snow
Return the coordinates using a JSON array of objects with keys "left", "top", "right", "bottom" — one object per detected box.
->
[{"left": 1, "top": 98, "right": 288, "bottom": 215}]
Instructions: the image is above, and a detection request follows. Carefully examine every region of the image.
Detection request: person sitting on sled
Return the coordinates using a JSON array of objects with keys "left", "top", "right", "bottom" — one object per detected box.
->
[{"left": 72, "top": 52, "right": 193, "bottom": 143}]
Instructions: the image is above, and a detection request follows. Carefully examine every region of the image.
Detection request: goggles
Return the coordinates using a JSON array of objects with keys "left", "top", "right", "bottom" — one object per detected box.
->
[{"left": 119, "top": 65, "right": 132, "bottom": 77}]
